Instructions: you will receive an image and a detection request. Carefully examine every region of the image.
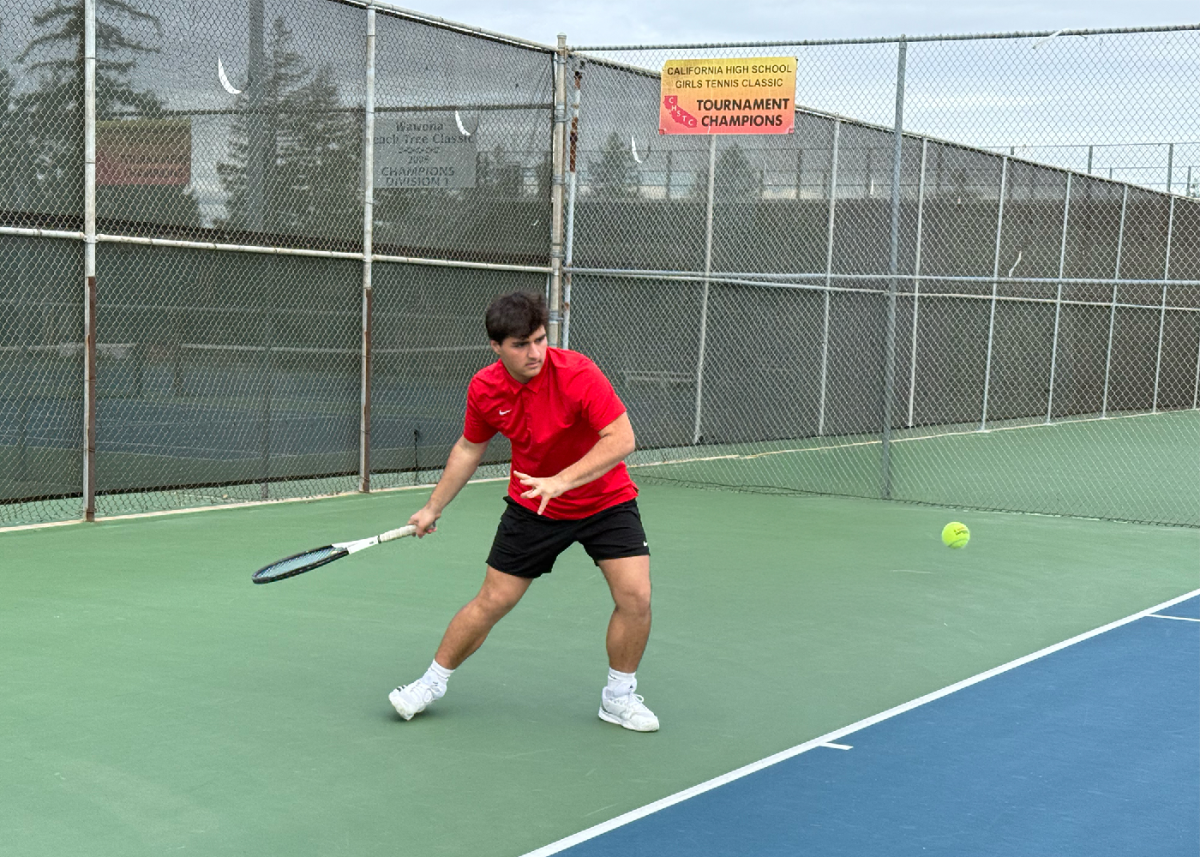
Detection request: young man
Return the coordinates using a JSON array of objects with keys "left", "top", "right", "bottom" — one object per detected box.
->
[{"left": 389, "top": 292, "right": 658, "bottom": 732}]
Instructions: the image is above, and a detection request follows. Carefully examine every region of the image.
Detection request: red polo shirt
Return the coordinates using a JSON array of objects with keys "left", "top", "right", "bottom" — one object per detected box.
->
[{"left": 462, "top": 347, "right": 638, "bottom": 519}]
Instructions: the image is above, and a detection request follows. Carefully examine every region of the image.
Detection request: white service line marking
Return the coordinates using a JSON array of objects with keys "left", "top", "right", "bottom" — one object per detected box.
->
[
  {"left": 518, "top": 587, "right": 1200, "bottom": 857},
  {"left": 1148, "top": 613, "right": 1200, "bottom": 623},
  {"left": 821, "top": 743, "right": 853, "bottom": 750}
]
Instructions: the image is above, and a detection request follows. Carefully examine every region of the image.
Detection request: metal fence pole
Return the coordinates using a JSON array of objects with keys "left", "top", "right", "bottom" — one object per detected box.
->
[
  {"left": 818, "top": 120, "right": 841, "bottom": 436},
  {"left": 1194, "top": 322, "right": 1200, "bottom": 409},
  {"left": 248, "top": 0, "right": 265, "bottom": 231},
  {"left": 1046, "top": 173, "right": 1072, "bottom": 423},
  {"left": 1101, "top": 186, "right": 1128, "bottom": 418},
  {"left": 881, "top": 37, "right": 907, "bottom": 500},
  {"left": 562, "top": 60, "right": 582, "bottom": 349},
  {"left": 907, "top": 138, "right": 928, "bottom": 429},
  {"left": 548, "top": 35, "right": 568, "bottom": 347},
  {"left": 692, "top": 134, "right": 717, "bottom": 445},
  {"left": 979, "top": 156, "right": 1008, "bottom": 431},
  {"left": 1166, "top": 142, "right": 1174, "bottom": 195},
  {"left": 359, "top": 5, "right": 376, "bottom": 493},
  {"left": 82, "top": 0, "right": 97, "bottom": 521},
  {"left": 1152, "top": 196, "right": 1174, "bottom": 412}
]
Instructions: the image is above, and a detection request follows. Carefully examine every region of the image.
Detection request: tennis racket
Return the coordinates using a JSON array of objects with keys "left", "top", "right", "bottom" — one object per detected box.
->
[{"left": 251, "top": 524, "right": 418, "bottom": 584}]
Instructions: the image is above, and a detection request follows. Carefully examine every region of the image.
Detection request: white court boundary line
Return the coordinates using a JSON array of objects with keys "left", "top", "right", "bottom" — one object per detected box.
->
[
  {"left": 1149, "top": 613, "right": 1200, "bottom": 623},
  {"left": 628, "top": 409, "right": 1191, "bottom": 470},
  {"left": 519, "top": 587, "right": 1200, "bottom": 857}
]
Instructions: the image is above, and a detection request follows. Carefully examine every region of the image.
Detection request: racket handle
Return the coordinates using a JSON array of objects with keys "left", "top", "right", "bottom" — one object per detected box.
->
[{"left": 378, "top": 525, "right": 418, "bottom": 543}]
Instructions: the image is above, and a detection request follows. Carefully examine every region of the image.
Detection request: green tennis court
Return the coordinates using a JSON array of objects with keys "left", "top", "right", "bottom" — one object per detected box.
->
[{"left": 3, "top": 480, "right": 1195, "bottom": 857}]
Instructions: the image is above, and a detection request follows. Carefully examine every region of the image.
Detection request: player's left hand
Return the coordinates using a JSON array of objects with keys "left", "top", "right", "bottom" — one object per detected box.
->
[{"left": 514, "top": 471, "right": 568, "bottom": 516}]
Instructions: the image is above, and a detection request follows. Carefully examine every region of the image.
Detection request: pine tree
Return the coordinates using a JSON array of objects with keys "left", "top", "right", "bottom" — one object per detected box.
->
[
  {"left": 15, "top": 0, "right": 199, "bottom": 224},
  {"left": 588, "top": 132, "right": 639, "bottom": 199},
  {"left": 714, "top": 144, "right": 763, "bottom": 202},
  {"left": 217, "top": 17, "right": 362, "bottom": 242}
]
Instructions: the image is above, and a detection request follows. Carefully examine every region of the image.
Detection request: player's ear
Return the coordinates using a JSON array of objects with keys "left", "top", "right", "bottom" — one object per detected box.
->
[{"left": 489, "top": 339, "right": 503, "bottom": 356}]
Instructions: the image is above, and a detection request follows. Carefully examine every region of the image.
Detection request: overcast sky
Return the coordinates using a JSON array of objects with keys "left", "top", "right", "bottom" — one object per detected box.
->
[{"left": 395, "top": 1, "right": 1199, "bottom": 48}]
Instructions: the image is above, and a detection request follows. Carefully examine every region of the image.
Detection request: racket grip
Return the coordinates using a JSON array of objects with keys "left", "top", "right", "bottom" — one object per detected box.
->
[{"left": 378, "top": 525, "right": 418, "bottom": 543}]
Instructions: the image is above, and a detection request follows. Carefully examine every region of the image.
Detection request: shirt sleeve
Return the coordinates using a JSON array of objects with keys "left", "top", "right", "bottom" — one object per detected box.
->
[
  {"left": 578, "top": 359, "right": 627, "bottom": 432},
  {"left": 462, "top": 378, "right": 497, "bottom": 444}
]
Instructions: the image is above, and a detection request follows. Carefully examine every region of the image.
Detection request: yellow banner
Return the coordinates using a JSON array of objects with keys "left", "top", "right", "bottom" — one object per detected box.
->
[{"left": 660, "top": 57, "right": 796, "bottom": 135}]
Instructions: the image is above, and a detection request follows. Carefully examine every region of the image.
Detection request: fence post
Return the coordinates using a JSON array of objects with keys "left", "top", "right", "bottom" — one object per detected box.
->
[
  {"left": 548, "top": 35, "right": 568, "bottom": 347},
  {"left": 881, "top": 37, "right": 907, "bottom": 500},
  {"left": 907, "top": 137, "right": 927, "bottom": 428},
  {"left": 359, "top": 5, "right": 376, "bottom": 493},
  {"left": 692, "top": 134, "right": 717, "bottom": 445},
  {"left": 979, "top": 156, "right": 1008, "bottom": 431},
  {"left": 1101, "top": 186, "right": 1128, "bottom": 418},
  {"left": 1046, "top": 173, "right": 1072, "bottom": 423},
  {"left": 818, "top": 120, "right": 841, "bottom": 436},
  {"left": 82, "top": 0, "right": 97, "bottom": 521},
  {"left": 1194, "top": 322, "right": 1200, "bottom": 409},
  {"left": 562, "top": 59, "right": 582, "bottom": 349},
  {"left": 1152, "top": 196, "right": 1174, "bottom": 412},
  {"left": 1166, "top": 142, "right": 1174, "bottom": 195},
  {"left": 248, "top": 0, "right": 266, "bottom": 231}
]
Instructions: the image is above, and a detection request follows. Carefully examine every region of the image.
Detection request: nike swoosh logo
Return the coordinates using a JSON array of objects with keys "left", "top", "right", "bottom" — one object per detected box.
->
[{"left": 499, "top": 409, "right": 512, "bottom": 415}]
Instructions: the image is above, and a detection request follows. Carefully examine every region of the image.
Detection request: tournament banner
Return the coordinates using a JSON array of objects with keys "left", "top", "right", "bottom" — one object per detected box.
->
[{"left": 659, "top": 57, "right": 797, "bottom": 135}]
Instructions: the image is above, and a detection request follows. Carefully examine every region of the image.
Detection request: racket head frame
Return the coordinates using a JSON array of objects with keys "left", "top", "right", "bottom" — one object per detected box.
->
[
  {"left": 251, "top": 545, "right": 349, "bottom": 584},
  {"left": 251, "top": 525, "right": 417, "bottom": 584}
]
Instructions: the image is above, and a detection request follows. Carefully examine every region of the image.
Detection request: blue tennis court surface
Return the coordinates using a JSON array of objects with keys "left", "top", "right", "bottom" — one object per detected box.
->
[{"left": 535, "top": 593, "right": 1200, "bottom": 857}]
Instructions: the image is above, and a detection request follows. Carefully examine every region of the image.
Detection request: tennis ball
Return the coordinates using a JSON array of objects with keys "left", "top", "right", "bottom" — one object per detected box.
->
[{"left": 942, "top": 522, "right": 970, "bottom": 549}]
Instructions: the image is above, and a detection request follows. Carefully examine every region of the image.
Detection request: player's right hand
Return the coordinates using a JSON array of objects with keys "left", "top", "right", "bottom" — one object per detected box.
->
[{"left": 408, "top": 506, "right": 440, "bottom": 537}]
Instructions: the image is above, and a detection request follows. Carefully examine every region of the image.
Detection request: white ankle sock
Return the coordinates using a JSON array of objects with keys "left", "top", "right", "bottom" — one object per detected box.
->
[
  {"left": 421, "top": 660, "right": 454, "bottom": 698},
  {"left": 605, "top": 667, "right": 636, "bottom": 699}
]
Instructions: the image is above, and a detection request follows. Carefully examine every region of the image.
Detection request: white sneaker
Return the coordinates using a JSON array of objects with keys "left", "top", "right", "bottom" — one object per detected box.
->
[
  {"left": 389, "top": 681, "right": 436, "bottom": 720},
  {"left": 599, "top": 691, "right": 660, "bottom": 732}
]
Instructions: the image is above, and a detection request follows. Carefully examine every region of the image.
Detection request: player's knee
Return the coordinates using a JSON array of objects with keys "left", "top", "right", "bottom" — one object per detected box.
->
[
  {"left": 615, "top": 586, "right": 652, "bottom": 619},
  {"left": 475, "top": 587, "right": 522, "bottom": 620}
]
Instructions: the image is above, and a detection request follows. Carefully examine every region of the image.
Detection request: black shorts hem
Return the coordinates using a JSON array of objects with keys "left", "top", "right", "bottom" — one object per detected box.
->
[{"left": 485, "top": 497, "right": 649, "bottom": 579}]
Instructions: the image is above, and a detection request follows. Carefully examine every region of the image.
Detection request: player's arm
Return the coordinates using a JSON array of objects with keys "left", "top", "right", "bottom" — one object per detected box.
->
[
  {"left": 409, "top": 435, "right": 489, "bottom": 536},
  {"left": 515, "top": 413, "right": 635, "bottom": 515}
]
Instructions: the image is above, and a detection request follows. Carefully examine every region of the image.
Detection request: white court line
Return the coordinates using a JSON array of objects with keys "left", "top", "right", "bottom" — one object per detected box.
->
[
  {"left": 0, "top": 477, "right": 510, "bottom": 533},
  {"left": 821, "top": 742, "right": 853, "bottom": 750},
  {"left": 518, "top": 587, "right": 1200, "bottom": 857},
  {"left": 628, "top": 409, "right": 1185, "bottom": 470},
  {"left": 1148, "top": 614, "right": 1200, "bottom": 623}
]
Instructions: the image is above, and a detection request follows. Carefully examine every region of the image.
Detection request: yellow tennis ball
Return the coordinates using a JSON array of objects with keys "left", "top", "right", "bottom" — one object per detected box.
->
[{"left": 942, "top": 522, "right": 970, "bottom": 549}]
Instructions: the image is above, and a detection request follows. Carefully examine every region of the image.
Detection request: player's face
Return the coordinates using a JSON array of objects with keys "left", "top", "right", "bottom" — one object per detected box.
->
[{"left": 491, "top": 325, "right": 548, "bottom": 383}]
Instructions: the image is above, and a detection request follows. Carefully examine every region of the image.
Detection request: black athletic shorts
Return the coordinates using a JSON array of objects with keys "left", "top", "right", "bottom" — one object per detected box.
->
[{"left": 486, "top": 497, "right": 650, "bottom": 579}]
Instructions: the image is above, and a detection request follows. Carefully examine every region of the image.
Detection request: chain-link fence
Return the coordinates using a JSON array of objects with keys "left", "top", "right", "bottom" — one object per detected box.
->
[
  {"left": 0, "top": 3, "right": 1196, "bottom": 528},
  {"left": 566, "top": 28, "right": 1200, "bottom": 526}
]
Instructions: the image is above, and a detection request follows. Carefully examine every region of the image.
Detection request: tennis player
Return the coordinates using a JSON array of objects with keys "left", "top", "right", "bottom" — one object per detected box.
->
[{"left": 389, "top": 292, "right": 658, "bottom": 732}]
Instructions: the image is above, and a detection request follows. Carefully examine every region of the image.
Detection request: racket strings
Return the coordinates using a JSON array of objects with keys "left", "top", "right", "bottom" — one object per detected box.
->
[{"left": 253, "top": 545, "right": 345, "bottom": 583}]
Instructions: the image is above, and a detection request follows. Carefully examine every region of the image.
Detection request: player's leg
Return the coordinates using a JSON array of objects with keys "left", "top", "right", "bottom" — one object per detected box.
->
[
  {"left": 434, "top": 566, "right": 532, "bottom": 669},
  {"left": 390, "top": 498, "right": 569, "bottom": 721},
  {"left": 579, "top": 501, "right": 659, "bottom": 732},
  {"left": 597, "top": 554, "right": 652, "bottom": 673},
  {"left": 389, "top": 567, "right": 530, "bottom": 720}
]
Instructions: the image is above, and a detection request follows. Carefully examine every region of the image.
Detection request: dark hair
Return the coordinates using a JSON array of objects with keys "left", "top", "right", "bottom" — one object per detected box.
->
[{"left": 485, "top": 292, "right": 549, "bottom": 343}]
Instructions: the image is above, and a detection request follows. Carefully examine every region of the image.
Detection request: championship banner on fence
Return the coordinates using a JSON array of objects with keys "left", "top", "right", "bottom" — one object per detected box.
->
[{"left": 660, "top": 57, "right": 796, "bottom": 135}]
